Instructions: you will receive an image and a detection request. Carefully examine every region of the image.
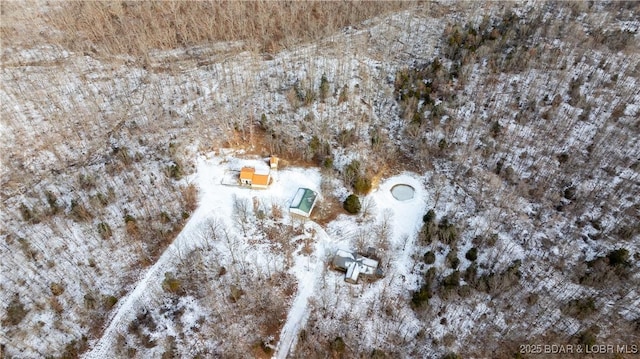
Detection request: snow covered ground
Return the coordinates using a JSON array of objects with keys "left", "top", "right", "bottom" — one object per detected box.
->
[
  {"left": 2, "top": 2, "right": 639, "bottom": 357},
  {"left": 84, "top": 151, "right": 322, "bottom": 357},
  {"left": 82, "top": 150, "right": 431, "bottom": 357},
  {"left": 275, "top": 173, "right": 427, "bottom": 358}
]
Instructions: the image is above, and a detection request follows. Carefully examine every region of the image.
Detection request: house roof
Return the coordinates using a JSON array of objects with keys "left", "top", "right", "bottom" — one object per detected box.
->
[
  {"left": 333, "top": 249, "right": 355, "bottom": 270},
  {"left": 345, "top": 262, "right": 360, "bottom": 283},
  {"left": 290, "top": 188, "right": 317, "bottom": 214},
  {"left": 240, "top": 167, "right": 255, "bottom": 181},
  {"left": 252, "top": 173, "right": 270, "bottom": 186},
  {"left": 332, "top": 249, "right": 380, "bottom": 282},
  {"left": 357, "top": 257, "right": 379, "bottom": 275}
]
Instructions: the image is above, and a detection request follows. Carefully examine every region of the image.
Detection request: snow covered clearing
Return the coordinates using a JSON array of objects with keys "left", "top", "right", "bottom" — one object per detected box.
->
[
  {"left": 84, "top": 151, "right": 321, "bottom": 357},
  {"left": 81, "top": 149, "right": 431, "bottom": 357},
  {"left": 276, "top": 173, "right": 427, "bottom": 358}
]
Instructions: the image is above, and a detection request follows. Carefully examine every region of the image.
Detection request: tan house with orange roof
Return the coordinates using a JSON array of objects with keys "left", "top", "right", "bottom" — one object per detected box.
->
[
  {"left": 239, "top": 166, "right": 271, "bottom": 189},
  {"left": 239, "top": 167, "right": 255, "bottom": 185}
]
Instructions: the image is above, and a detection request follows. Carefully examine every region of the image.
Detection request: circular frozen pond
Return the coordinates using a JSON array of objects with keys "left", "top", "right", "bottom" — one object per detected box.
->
[{"left": 391, "top": 184, "right": 415, "bottom": 201}]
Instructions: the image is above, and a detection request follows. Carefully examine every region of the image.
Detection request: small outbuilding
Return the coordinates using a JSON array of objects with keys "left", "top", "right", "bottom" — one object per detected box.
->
[
  {"left": 289, "top": 188, "right": 318, "bottom": 217},
  {"left": 270, "top": 156, "right": 279, "bottom": 169}
]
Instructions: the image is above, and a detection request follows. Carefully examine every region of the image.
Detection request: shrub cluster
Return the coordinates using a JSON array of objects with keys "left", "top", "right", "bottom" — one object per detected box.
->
[
  {"left": 412, "top": 283, "right": 432, "bottom": 308},
  {"left": 2, "top": 294, "right": 28, "bottom": 327},
  {"left": 97, "top": 222, "right": 112, "bottom": 240},
  {"left": 562, "top": 297, "right": 596, "bottom": 320},
  {"left": 446, "top": 250, "right": 460, "bottom": 269},
  {"left": 465, "top": 248, "right": 478, "bottom": 261},
  {"left": 466, "top": 260, "right": 522, "bottom": 295},
  {"left": 162, "top": 272, "right": 182, "bottom": 294},
  {"left": 412, "top": 268, "right": 437, "bottom": 308},
  {"left": 420, "top": 211, "right": 459, "bottom": 245},
  {"left": 69, "top": 199, "right": 93, "bottom": 222},
  {"left": 343, "top": 194, "right": 361, "bottom": 214},
  {"left": 579, "top": 248, "right": 632, "bottom": 287},
  {"left": 423, "top": 251, "right": 436, "bottom": 264}
]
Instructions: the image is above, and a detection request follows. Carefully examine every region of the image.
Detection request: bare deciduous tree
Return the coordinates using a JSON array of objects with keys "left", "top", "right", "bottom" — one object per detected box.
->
[{"left": 232, "top": 194, "right": 251, "bottom": 236}]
